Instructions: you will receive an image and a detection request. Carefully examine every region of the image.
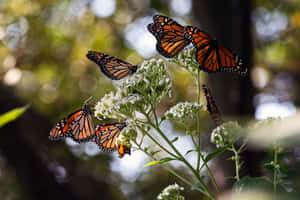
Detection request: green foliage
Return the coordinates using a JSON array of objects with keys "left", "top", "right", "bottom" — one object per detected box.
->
[{"left": 0, "top": 105, "right": 28, "bottom": 128}]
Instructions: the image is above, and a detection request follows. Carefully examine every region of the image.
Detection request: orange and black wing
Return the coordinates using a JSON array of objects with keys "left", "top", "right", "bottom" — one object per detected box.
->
[
  {"left": 202, "top": 84, "right": 223, "bottom": 126},
  {"left": 148, "top": 15, "right": 190, "bottom": 58},
  {"left": 49, "top": 119, "right": 68, "bottom": 141},
  {"left": 217, "top": 45, "right": 247, "bottom": 75},
  {"left": 86, "top": 51, "right": 138, "bottom": 80},
  {"left": 117, "top": 143, "right": 131, "bottom": 158},
  {"left": 49, "top": 104, "right": 95, "bottom": 142},
  {"left": 94, "top": 122, "right": 127, "bottom": 152},
  {"left": 185, "top": 26, "right": 247, "bottom": 76},
  {"left": 67, "top": 104, "right": 95, "bottom": 142}
]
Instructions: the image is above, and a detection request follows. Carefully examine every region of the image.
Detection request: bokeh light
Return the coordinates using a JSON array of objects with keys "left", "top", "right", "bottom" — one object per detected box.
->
[
  {"left": 170, "top": 0, "right": 192, "bottom": 16},
  {"left": 3, "top": 68, "right": 22, "bottom": 86},
  {"left": 124, "top": 16, "right": 156, "bottom": 58},
  {"left": 91, "top": 0, "right": 116, "bottom": 18},
  {"left": 255, "top": 101, "right": 296, "bottom": 120},
  {"left": 253, "top": 8, "right": 288, "bottom": 41}
]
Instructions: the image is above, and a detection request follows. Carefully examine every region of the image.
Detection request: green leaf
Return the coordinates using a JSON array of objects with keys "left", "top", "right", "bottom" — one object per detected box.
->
[
  {"left": 204, "top": 145, "right": 229, "bottom": 162},
  {"left": 144, "top": 160, "right": 160, "bottom": 167},
  {"left": 191, "top": 182, "right": 205, "bottom": 193},
  {"left": 171, "top": 136, "right": 178, "bottom": 143},
  {"left": 144, "top": 157, "right": 175, "bottom": 167},
  {"left": 0, "top": 105, "right": 29, "bottom": 128},
  {"left": 184, "top": 149, "right": 196, "bottom": 156},
  {"left": 159, "top": 157, "right": 175, "bottom": 163}
]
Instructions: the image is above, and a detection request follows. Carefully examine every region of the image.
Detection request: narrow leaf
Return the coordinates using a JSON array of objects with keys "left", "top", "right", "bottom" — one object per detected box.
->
[
  {"left": 185, "top": 149, "right": 195, "bottom": 156},
  {"left": 171, "top": 136, "right": 178, "bottom": 143},
  {"left": 144, "top": 161, "right": 160, "bottom": 167},
  {"left": 191, "top": 182, "right": 205, "bottom": 193},
  {"left": 205, "top": 145, "right": 229, "bottom": 162},
  {"left": 159, "top": 157, "right": 175, "bottom": 163},
  {"left": 0, "top": 105, "right": 29, "bottom": 128},
  {"left": 144, "top": 157, "right": 175, "bottom": 167}
]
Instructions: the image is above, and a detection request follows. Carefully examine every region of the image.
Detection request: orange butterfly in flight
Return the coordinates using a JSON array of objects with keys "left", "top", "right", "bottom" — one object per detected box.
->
[
  {"left": 148, "top": 15, "right": 190, "bottom": 58},
  {"left": 49, "top": 104, "right": 95, "bottom": 142},
  {"left": 94, "top": 122, "right": 130, "bottom": 158},
  {"left": 202, "top": 85, "right": 223, "bottom": 126},
  {"left": 184, "top": 26, "right": 247, "bottom": 76},
  {"left": 86, "top": 51, "right": 138, "bottom": 80}
]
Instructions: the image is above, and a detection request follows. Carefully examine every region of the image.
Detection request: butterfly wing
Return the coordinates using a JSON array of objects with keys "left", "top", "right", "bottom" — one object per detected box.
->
[
  {"left": 117, "top": 144, "right": 131, "bottom": 158},
  {"left": 86, "top": 51, "right": 138, "bottom": 80},
  {"left": 49, "top": 119, "right": 68, "bottom": 140},
  {"left": 202, "top": 85, "right": 223, "bottom": 126},
  {"left": 67, "top": 104, "right": 95, "bottom": 142},
  {"left": 217, "top": 45, "right": 247, "bottom": 75},
  {"left": 148, "top": 15, "right": 190, "bottom": 58},
  {"left": 184, "top": 26, "right": 220, "bottom": 72},
  {"left": 95, "top": 122, "right": 127, "bottom": 152},
  {"left": 185, "top": 26, "right": 247, "bottom": 75}
]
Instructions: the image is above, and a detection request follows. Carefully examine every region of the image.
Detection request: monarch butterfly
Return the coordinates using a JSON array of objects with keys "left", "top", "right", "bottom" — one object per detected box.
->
[
  {"left": 148, "top": 15, "right": 190, "bottom": 58},
  {"left": 94, "top": 122, "right": 130, "bottom": 157},
  {"left": 202, "top": 85, "right": 223, "bottom": 126},
  {"left": 184, "top": 26, "right": 247, "bottom": 76},
  {"left": 86, "top": 51, "right": 138, "bottom": 80},
  {"left": 49, "top": 104, "right": 95, "bottom": 142}
]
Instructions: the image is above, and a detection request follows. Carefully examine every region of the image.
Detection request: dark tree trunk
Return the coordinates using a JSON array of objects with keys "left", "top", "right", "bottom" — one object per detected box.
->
[{"left": 192, "top": 0, "right": 263, "bottom": 191}]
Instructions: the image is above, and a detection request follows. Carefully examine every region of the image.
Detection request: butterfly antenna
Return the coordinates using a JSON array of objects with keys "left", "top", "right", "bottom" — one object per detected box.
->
[{"left": 84, "top": 96, "right": 93, "bottom": 104}]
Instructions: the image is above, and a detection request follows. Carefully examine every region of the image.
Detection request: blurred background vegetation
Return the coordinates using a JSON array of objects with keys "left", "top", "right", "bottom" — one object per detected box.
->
[{"left": 0, "top": 0, "right": 299, "bottom": 199}]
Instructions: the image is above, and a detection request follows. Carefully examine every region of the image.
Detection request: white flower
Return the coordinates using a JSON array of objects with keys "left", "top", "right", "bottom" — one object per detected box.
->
[
  {"left": 157, "top": 183, "right": 184, "bottom": 200},
  {"left": 165, "top": 102, "right": 203, "bottom": 122},
  {"left": 94, "top": 89, "right": 122, "bottom": 119},
  {"left": 169, "top": 47, "right": 199, "bottom": 75},
  {"left": 211, "top": 121, "right": 242, "bottom": 148}
]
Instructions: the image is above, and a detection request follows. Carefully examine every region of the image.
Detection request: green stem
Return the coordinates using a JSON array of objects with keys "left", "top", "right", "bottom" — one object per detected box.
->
[
  {"left": 273, "top": 143, "right": 279, "bottom": 194},
  {"left": 200, "top": 153, "right": 221, "bottom": 193},
  {"left": 151, "top": 119, "right": 216, "bottom": 199},
  {"left": 195, "top": 69, "right": 220, "bottom": 193},
  {"left": 135, "top": 122, "right": 178, "bottom": 159},
  {"left": 134, "top": 141, "right": 206, "bottom": 195},
  {"left": 196, "top": 69, "right": 201, "bottom": 172},
  {"left": 231, "top": 144, "right": 240, "bottom": 181}
]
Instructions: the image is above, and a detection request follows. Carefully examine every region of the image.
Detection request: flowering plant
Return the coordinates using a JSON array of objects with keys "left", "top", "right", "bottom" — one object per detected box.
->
[{"left": 94, "top": 48, "right": 289, "bottom": 199}]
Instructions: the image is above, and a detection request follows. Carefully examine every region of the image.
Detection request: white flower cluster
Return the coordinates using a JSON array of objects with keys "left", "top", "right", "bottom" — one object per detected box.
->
[
  {"left": 169, "top": 48, "right": 199, "bottom": 75},
  {"left": 122, "top": 59, "right": 172, "bottom": 105},
  {"left": 118, "top": 121, "right": 138, "bottom": 143},
  {"left": 165, "top": 102, "right": 203, "bottom": 122},
  {"left": 211, "top": 121, "right": 242, "bottom": 148},
  {"left": 94, "top": 89, "right": 122, "bottom": 119},
  {"left": 95, "top": 59, "right": 172, "bottom": 119},
  {"left": 157, "top": 183, "right": 184, "bottom": 200}
]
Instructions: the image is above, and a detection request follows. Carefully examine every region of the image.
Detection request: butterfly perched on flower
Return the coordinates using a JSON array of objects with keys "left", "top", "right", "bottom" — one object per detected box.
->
[
  {"left": 202, "top": 85, "right": 223, "bottom": 126},
  {"left": 49, "top": 104, "right": 95, "bottom": 142},
  {"left": 94, "top": 122, "right": 130, "bottom": 158},
  {"left": 147, "top": 15, "right": 190, "bottom": 58},
  {"left": 86, "top": 51, "right": 138, "bottom": 80},
  {"left": 184, "top": 26, "right": 247, "bottom": 76}
]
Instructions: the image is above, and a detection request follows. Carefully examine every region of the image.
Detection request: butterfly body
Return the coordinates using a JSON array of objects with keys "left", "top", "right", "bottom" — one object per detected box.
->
[{"left": 86, "top": 51, "right": 137, "bottom": 80}]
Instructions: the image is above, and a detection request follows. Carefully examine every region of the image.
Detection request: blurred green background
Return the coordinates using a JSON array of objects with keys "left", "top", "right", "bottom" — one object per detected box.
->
[{"left": 0, "top": 0, "right": 299, "bottom": 199}]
